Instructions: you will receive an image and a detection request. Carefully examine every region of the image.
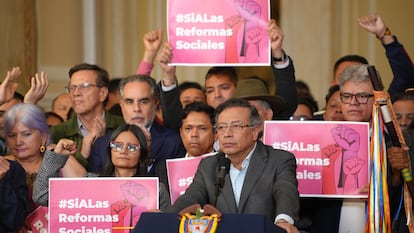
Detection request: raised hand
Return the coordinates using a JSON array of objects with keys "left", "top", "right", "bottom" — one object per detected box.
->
[
  {"left": 268, "top": 19, "right": 284, "bottom": 57},
  {"left": 0, "top": 66, "right": 21, "bottom": 105},
  {"left": 81, "top": 116, "right": 105, "bottom": 159},
  {"left": 89, "top": 116, "right": 106, "bottom": 139},
  {"left": 144, "top": 29, "right": 162, "bottom": 53},
  {"left": 157, "top": 42, "right": 176, "bottom": 86},
  {"left": 24, "top": 71, "right": 49, "bottom": 104},
  {"left": 53, "top": 139, "right": 77, "bottom": 155},
  {"left": 142, "top": 28, "right": 163, "bottom": 64},
  {"left": 358, "top": 13, "right": 387, "bottom": 38}
]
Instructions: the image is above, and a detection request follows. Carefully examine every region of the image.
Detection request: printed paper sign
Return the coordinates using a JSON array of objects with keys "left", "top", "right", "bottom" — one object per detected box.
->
[
  {"left": 167, "top": 152, "right": 217, "bottom": 203},
  {"left": 167, "top": 0, "right": 270, "bottom": 66},
  {"left": 49, "top": 177, "right": 159, "bottom": 233},
  {"left": 263, "top": 121, "right": 370, "bottom": 198},
  {"left": 26, "top": 206, "right": 49, "bottom": 233}
]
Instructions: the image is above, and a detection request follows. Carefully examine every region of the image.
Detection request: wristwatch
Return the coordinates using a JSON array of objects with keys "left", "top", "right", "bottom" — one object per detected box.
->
[{"left": 272, "top": 50, "right": 286, "bottom": 62}]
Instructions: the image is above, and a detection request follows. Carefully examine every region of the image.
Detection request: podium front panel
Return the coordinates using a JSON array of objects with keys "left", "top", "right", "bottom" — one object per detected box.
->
[{"left": 134, "top": 212, "right": 286, "bottom": 233}]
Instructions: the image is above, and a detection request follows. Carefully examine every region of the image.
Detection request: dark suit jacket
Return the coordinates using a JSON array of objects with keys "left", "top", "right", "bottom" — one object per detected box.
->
[
  {"left": 385, "top": 37, "right": 414, "bottom": 95},
  {"left": 0, "top": 160, "right": 29, "bottom": 232},
  {"left": 88, "top": 121, "right": 185, "bottom": 174},
  {"left": 272, "top": 56, "right": 298, "bottom": 120},
  {"left": 166, "top": 141, "right": 299, "bottom": 223},
  {"left": 148, "top": 121, "right": 186, "bottom": 175}
]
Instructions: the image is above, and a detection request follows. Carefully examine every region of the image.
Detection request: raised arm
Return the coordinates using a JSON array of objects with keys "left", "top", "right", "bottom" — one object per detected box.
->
[
  {"left": 23, "top": 71, "right": 49, "bottom": 104},
  {"left": 33, "top": 139, "right": 84, "bottom": 206},
  {"left": 268, "top": 19, "right": 297, "bottom": 119},
  {"left": 157, "top": 42, "right": 182, "bottom": 129},
  {"left": 359, "top": 13, "right": 414, "bottom": 95},
  {"left": 0, "top": 67, "right": 20, "bottom": 106},
  {"left": 136, "top": 28, "right": 163, "bottom": 75}
]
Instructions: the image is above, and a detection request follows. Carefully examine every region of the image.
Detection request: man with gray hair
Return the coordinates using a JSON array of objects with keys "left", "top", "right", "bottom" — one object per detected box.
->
[
  {"left": 166, "top": 98, "right": 300, "bottom": 233},
  {"left": 88, "top": 74, "right": 186, "bottom": 174},
  {"left": 339, "top": 64, "right": 375, "bottom": 122}
]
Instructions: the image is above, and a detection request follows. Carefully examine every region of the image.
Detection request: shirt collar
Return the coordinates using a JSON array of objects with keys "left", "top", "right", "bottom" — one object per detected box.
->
[{"left": 227, "top": 142, "right": 257, "bottom": 170}]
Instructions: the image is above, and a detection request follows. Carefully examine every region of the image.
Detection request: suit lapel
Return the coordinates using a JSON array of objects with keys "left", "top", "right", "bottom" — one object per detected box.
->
[
  {"left": 220, "top": 175, "right": 238, "bottom": 213},
  {"left": 149, "top": 122, "right": 164, "bottom": 157},
  {"left": 237, "top": 142, "right": 267, "bottom": 212}
]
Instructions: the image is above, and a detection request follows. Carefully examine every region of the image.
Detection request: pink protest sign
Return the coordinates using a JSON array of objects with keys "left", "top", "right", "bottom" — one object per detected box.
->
[
  {"left": 263, "top": 121, "right": 370, "bottom": 198},
  {"left": 166, "top": 152, "right": 217, "bottom": 203},
  {"left": 26, "top": 206, "right": 49, "bottom": 233},
  {"left": 49, "top": 177, "right": 158, "bottom": 233},
  {"left": 167, "top": 0, "right": 270, "bottom": 66}
]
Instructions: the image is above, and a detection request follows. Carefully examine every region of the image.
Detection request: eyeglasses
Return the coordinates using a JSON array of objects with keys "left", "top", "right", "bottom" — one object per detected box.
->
[
  {"left": 215, "top": 122, "right": 255, "bottom": 132},
  {"left": 65, "top": 83, "right": 102, "bottom": 94},
  {"left": 340, "top": 92, "right": 374, "bottom": 104},
  {"left": 109, "top": 141, "right": 140, "bottom": 153},
  {"left": 289, "top": 115, "right": 311, "bottom": 121}
]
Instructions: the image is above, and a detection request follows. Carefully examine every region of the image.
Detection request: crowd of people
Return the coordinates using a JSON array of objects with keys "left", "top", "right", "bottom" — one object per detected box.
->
[{"left": 1, "top": 13, "right": 413, "bottom": 233}]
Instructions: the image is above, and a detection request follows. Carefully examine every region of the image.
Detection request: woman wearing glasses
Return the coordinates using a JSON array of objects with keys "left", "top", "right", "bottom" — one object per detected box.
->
[{"left": 33, "top": 124, "right": 170, "bottom": 210}]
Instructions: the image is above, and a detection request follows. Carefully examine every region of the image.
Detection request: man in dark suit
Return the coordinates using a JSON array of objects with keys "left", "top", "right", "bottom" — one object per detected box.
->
[
  {"left": 166, "top": 98, "right": 300, "bottom": 233},
  {"left": 88, "top": 74, "right": 185, "bottom": 174}
]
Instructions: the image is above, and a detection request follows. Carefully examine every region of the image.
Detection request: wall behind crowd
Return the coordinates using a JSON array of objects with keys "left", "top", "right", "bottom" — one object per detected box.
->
[{"left": 3, "top": 0, "right": 414, "bottom": 111}]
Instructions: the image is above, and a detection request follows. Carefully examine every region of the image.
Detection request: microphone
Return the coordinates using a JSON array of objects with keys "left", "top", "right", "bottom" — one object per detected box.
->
[{"left": 214, "top": 153, "right": 231, "bottom": 207}]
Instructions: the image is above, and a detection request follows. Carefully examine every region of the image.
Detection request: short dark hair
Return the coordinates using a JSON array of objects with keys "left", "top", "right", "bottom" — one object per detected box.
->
[
  {"left": 68, "top": 63, "right": 110, "bottom": 88},
  {"left": 391, "top": 92, "right": 414, "bottom": 103},
  {"left": 296, "top": 80, "right": 311, "bottom": 96},
  {"left": 178, "top": 81, "right": 204, "bottom": 94},
  {"left": 298, "top": 95, "right": 319, "bottom": 114},
  {"left": 215, "top": 98, "right": 261, "bottom": 127},
  {"left": 333, "top": 55, "right": 369, "bottom": 76},
  {"left": 119, "top": 74, "right": 158, "bottom": 100},
  {"left": 108, "top": 78, "right": 122, "bottom": 94},
  {"left": 205, "top": 66, "right": 238, "bottom": 86},
  {"left": 325, "top": 85, "right": 340, "bottom": 104},
  {"left": 180, "top": 102, "right": 215, "bottom": 128}
]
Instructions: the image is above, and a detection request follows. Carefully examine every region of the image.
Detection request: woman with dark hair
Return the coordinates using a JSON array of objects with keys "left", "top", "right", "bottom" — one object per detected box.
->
[
  {"left": 101, "top": 124, "right": 149, "bottom": 177},
  {"left": 33, "top": 124, "right": 170, "bottom": 210}
]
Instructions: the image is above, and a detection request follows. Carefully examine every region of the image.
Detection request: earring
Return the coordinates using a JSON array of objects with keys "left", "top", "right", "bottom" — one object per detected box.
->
[{"left": 40, "top": 145, "right": 46, "bottom": 153}]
